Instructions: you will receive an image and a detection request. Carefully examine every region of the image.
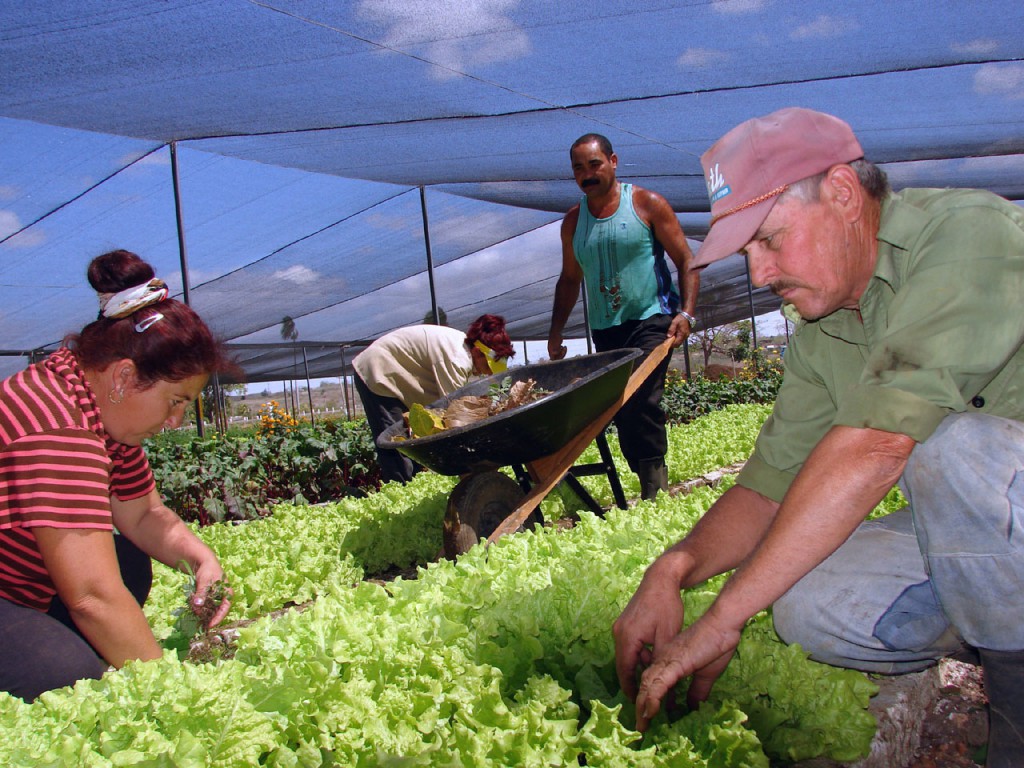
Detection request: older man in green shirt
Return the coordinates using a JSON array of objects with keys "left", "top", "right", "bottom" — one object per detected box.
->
[{"left": 612, "top": 107, "right": 1024, "bottom": 767}]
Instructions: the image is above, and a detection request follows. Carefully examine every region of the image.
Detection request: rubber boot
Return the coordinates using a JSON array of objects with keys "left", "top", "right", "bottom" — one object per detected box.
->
[
  {"left": 637, "top": 459, "right": 668, "bottom": 501},
  {"left": 979, "top": 648, "right": 1024, "bottom": 767}
]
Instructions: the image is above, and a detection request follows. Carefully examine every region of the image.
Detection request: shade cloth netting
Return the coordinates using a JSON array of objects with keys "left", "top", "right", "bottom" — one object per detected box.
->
[{"left": 2, "top": 1, "right": 1022, "bottom": 382}]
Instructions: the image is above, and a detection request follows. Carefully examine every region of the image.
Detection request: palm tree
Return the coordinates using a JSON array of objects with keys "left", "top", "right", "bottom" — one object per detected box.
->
[
  {"left": 280, "top": 315, "right": 297, "bottom": 342},
  {"left": 422, "top": 307, "right": 448, "bottom": 326},
  {"left": 280, "top": 316, "right": 298, "bottom": 413}
]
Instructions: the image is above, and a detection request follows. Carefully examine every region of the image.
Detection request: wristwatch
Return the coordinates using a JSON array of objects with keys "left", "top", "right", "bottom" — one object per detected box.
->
[{"left": 679, "top": 310, "right": 698, "bottom": 330}]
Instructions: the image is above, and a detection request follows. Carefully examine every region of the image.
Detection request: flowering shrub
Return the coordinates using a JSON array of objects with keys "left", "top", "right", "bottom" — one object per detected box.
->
[{"left": 254, "top": 400, "right": 298, "bottom": 438}]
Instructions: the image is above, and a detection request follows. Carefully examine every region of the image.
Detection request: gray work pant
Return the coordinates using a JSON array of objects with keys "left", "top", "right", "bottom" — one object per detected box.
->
[{"left": 773, "top": 413, "right": 1024, "bottom": 673}]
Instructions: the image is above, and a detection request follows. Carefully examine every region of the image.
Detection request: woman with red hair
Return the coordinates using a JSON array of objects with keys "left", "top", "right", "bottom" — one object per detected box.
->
[
  {"left": 353, "top": 314, "right": 515, "bottom": 483},
  {"left": 0, "top": 249, "right": 236, "bottom": 700}
]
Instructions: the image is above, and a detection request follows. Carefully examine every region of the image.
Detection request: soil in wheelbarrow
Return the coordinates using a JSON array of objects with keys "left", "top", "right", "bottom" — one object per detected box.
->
[
  {"left": 378, "top": 348, "right": 644, "bottom": 477},
  {"left": 408, "top": 377, "right": 552, "bottom": 437}
]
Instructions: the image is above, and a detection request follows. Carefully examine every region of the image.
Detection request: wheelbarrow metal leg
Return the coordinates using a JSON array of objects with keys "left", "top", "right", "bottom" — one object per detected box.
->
[
  {"left": 560, "top": 473, "right": 605, "bottom": 517},
  {"left": 595, "top": 431, "right": 627, "bottom": 509},
  {"left": 486, "top": 339, "right": 674, "bottom": 544},
  {"left": 559, "top": 431, "right": 626, "bottom": 514}
]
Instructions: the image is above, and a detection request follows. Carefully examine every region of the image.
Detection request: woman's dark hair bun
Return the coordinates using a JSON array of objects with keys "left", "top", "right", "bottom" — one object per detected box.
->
[
  {"left": 68, "top": 249, "right": 238, "bottom": 385},
  {"left": 87, "top": 249, "right": 156, "bottom": 294}
]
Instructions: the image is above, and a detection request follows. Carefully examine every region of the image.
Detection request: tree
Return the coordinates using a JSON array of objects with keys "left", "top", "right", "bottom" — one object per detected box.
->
[
  {"left": 690, "top": 325, "right": 735, "bottom": 367},
  {"left": 280, "top": 316, "right": 299, "bottom": 414},
  {"left": 730, "top": 320, "right": 753, "bottom": 363},
  {"left": 280, "top": 315, "right": 298, "bottom": 342},
  {"left": 201, "top": 382, "right": 245, "bottom": 432},
  {"left": 689, "top": 321, "right": 754, "bottom": 369},
  {"left": 422, "top": 307, "right": 448, "bottom": 326}
]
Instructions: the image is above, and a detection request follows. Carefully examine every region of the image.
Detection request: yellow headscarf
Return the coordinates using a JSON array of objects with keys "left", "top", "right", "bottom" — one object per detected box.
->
[{"left": 473, "top": 340, "right": 508, "bottom": 374}]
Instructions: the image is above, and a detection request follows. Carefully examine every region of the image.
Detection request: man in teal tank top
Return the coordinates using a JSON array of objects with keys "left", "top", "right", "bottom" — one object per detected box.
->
[{"left": 548, "top": 133, "right": 700, "bottom": 499}]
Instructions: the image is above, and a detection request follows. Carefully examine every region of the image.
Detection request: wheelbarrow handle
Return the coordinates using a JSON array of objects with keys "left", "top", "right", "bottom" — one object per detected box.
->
[
  {"left": 486, "top": 339, "right": 675, "bottom": 544},
  {"left": 617, "top": 337, "right": 675, "bottom": 403}
]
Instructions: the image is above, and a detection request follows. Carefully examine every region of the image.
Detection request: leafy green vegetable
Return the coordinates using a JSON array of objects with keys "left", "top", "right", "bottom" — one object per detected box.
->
[
  {"left": 408, "top": 403, "right": 446, "bottom": 438},
  {"left": 1, "top": 406, "right": 879, "bottom": 766}
]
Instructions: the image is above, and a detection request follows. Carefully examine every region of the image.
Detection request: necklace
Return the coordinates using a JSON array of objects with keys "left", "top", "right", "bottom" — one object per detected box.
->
[
  {"left": 594, "top": 186, "right": 623, "bottom": 315},
  {"left": 599, "top": 246, "right": 622, "bottom": 313}
]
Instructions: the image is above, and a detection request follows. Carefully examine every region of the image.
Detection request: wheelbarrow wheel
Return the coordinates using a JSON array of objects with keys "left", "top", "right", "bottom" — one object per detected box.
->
[{"left": 443, "top": 471, "right": 539, "bottom": 559}]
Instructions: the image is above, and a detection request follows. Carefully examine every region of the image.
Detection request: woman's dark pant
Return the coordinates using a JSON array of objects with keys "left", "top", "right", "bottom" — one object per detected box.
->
[
  {"left": 0, "top": 534, "right": 152, "bottom": 701},
  {"left": 354, "top": 372, "right": 418, "bottom": 483}
]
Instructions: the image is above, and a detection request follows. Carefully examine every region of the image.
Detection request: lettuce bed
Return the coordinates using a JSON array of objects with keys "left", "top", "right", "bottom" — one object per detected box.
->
[{"left": 0, "top": 405, "right": 879, "bottom": 766}]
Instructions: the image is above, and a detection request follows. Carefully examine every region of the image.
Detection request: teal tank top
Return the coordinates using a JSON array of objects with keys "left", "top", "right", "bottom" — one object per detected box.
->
[{"left": 573, "top": 183, "right": 680, "bottom": 330}]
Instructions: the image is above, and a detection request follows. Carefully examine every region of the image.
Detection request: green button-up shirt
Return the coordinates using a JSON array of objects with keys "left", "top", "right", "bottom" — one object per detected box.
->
[{"left": 739, "top": 188, "right": 1024, "bottom": 503}]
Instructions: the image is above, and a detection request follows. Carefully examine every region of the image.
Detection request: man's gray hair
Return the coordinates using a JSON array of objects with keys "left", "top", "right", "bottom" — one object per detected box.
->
[{"left": 783, "top": 159, "right": 890, "bottom": 204}]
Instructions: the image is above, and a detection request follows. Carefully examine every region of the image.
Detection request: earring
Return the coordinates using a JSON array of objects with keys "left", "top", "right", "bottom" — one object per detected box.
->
[{"left": 108, "top": 388, "right": 125, "bottom": 405}]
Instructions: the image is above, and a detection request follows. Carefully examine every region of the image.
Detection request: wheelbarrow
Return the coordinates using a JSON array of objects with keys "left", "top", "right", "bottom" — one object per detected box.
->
[{"left": 378, "top": 338, "right": 674, "bottom": 557}]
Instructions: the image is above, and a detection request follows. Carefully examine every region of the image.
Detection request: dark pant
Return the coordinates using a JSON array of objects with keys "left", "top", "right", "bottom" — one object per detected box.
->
[
  {"left": 592, "top": 314, "right": 672, "bottom": 473},
  {"left": 0, "top": 534, "right": 152, "bottom": 701},
  {"left": 354, "top": 372, "right": 418, "bottom": 483}
]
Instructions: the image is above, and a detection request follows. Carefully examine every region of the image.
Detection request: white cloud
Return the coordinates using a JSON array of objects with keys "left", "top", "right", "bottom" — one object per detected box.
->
[
  {"left": 0, "top": 210, "right": 46, "bottom": 246},
  {"left": 677, "top": 47, "right": 730, "bottom": 68},
  {"left": 436, "top": 219, "right": 559, "bottom": 282},
  {"left": 356, "top": 0, "right": 530, "bottom": 79},
  {"left": 0, "top": 210, "right": 20, "bottom": 239},
  {"left": 435, "top": 210, "right": 523, "bottom": 251},
  {"left": 127, "top": 149, "right": 170, "bottom": 166},
  {"left": 974, "top": 63, "right": 1024, "bottom": 99},
  {"left": 271, "top": 265, "right": 320, "bottom": 285},
  {"left": 0, "top": 209, "right": 46, "bottom": 246},
  {"left": 952, "top": 38, "right": 999, "bottom": 56},
  {"left": 790, "top": 14, "right": 859, "bottom": 40},
  {"left": 711, "top": 0, "right": 768, "bottom": 14},
  {"left": 365, "top": 209, "right": 421, "bottom": 235}
]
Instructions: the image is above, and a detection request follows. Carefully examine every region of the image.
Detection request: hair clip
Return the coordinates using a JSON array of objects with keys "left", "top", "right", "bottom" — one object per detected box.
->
[{"left": 134, "top": 313, "right": 164, "bottom": 333}]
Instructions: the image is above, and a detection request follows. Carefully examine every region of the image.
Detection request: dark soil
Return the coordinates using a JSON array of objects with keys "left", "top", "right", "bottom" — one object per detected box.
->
[{"left": 909, "top": 659, "right": 989, "bottom": 768}]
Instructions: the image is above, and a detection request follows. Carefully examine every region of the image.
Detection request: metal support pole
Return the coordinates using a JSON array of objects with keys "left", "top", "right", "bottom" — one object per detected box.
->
[
  {"left": 580, "top": 281, "right": 594, "bottom": 354},
  {"left": 744, "top": 254, "right": 759, "bottom": 375},
  {"left": 301, "top": 346, "right": 315, "bottom": 426},
  {"left": 169, "top": 141, "right": 204, "bottom": 436},
  {"left": 341, "top": 346, "right": 352, "bottom": 420},
  {"left": 211, "top": 372, "right": 223, "bottom": 433},
  {"left": 420, "top": 186, "right": 440, "bottom": 324}
]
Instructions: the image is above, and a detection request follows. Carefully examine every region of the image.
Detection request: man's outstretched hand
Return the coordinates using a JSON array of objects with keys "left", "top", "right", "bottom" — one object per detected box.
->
[{"left": 632, "top": 613, "right": 741, "bottom": 731}]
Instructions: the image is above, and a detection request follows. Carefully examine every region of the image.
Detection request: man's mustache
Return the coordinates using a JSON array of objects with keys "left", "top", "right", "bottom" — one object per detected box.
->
[
  {"left": 770, "top": 280, "right": 802, "bottom": 295},
  {"left": 581, "top": 178, "right": 599, "bottom": 188}
]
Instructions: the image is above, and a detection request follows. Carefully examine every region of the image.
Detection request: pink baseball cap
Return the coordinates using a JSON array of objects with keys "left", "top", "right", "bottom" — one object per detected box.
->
[{"left": 693, "top": 107, "right": 864, "bottom": 268}]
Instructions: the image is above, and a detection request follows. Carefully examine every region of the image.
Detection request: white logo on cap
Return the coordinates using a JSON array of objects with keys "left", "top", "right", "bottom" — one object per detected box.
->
[{"left": 707, "top": 163, "right": 731, "bottom": 203}]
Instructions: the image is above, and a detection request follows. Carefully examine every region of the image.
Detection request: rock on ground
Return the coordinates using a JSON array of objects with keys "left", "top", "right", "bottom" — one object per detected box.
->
[{"left": 793, "top": 658, "right": 988, "bottom": 768}]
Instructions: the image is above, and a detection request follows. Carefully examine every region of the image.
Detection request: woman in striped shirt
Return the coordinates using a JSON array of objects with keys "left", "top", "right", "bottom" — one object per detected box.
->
[{"left": 0, "top": 249, "right": 235, "bottom": 701}]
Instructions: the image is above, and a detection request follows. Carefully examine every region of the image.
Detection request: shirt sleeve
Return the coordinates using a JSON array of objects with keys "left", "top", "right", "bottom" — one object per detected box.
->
[
  {"left": 110, "top": 443, "right": 156, "bottom": 501},
  {"left": 0, "top": 429, "right": 115, "bottom": 530},
  {"left": 737, "top": 322, "right": 850, "bottom": 502},
  {"left": 836, "top": 202, "right": 1024, "bottom": 442}
]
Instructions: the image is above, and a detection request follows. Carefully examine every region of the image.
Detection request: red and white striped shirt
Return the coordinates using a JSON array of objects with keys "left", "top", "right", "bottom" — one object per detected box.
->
[{"left": 0, "top": 348, "right": 155, "bottom": 610}]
